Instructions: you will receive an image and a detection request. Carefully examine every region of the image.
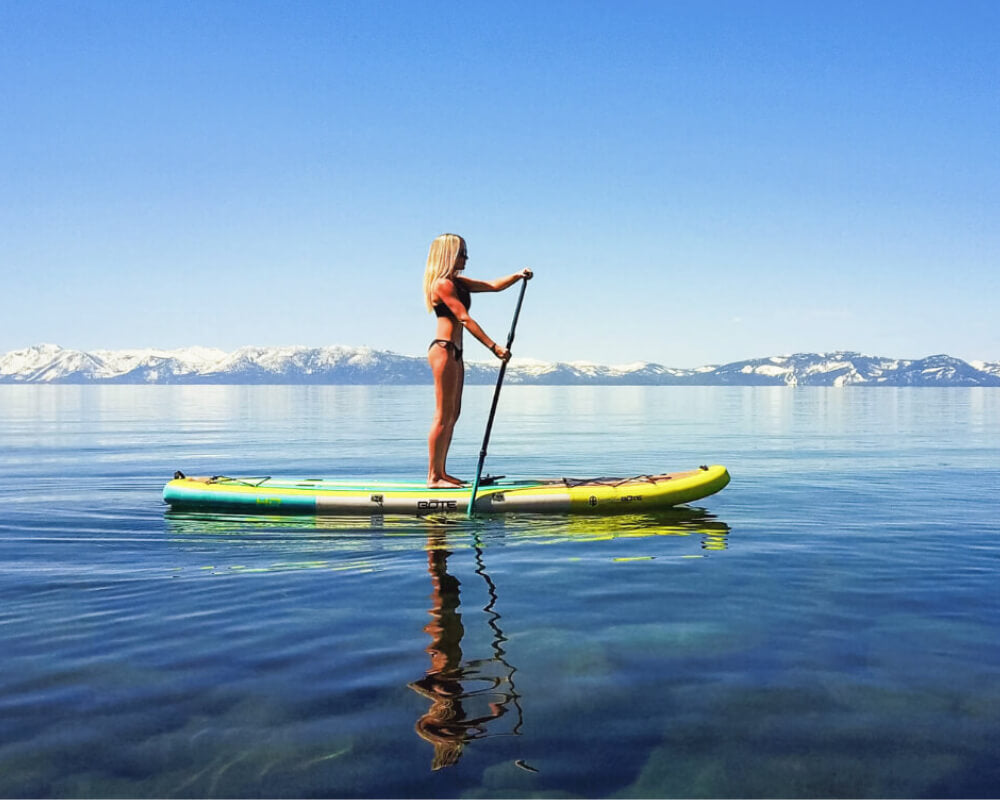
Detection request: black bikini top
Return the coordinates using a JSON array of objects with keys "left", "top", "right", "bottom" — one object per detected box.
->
[{"left": 433, "top": 280, "right": 471, "bottom": 319}]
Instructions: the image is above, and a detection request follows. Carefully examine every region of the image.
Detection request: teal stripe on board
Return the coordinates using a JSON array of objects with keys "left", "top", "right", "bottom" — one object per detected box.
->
[{"left": 166, "top": 488, "right": 319, "bottom": 511}]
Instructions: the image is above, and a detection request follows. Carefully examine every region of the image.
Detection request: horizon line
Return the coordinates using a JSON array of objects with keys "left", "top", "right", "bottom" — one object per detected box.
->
[{"left": 3, "top": 342, "right": 996, "bottom": 370}]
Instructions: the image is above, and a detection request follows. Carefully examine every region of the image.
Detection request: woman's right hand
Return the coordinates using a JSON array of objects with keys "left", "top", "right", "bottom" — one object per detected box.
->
[{"left": 493, "top": 344, "right": 511, "bottom": 362}]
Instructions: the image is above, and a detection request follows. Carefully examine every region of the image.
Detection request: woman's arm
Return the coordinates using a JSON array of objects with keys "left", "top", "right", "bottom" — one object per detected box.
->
[
  {"left": 434, "top": 279, "right": 510, "bottom": 360},
  {"left": 457, "top": 268, "right": 532, "bottom": 293}
]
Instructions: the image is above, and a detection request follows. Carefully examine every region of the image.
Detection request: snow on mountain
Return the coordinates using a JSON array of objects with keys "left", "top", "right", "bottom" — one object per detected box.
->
[
  {"left": 191, "top": 345, "right": 431, "bottom": 384},
  {"left": 90, "top": 346, "right": 230, "bottom": 383},
  {"left": 0, "top": 344, "right": 232, "bottom": 383},
  {"left": 0, "top": 344, "right": 108, "bottom": 383},
  {"left": 0, "top": 344, "right": 71, "bottom": 379},
  {"left": 1, "top": 345, "right": 999, "bottom": 386},
  {"left": 970, "top": 360, "right": 1000, "bottom": 378}
]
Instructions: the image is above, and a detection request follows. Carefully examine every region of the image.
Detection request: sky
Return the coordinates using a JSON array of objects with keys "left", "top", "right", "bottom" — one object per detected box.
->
[{"left": 1, "top": 0, "right": 997, "bottom": 367}]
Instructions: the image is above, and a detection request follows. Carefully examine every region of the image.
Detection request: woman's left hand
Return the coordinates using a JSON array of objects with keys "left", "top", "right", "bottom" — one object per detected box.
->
[{"left": 520, "top": 268, "right": 533, "bottom": 281}]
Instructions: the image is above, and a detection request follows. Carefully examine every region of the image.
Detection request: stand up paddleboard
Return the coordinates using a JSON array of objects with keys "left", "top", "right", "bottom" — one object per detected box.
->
[{"left": 162, "top": 465, "right": 730, "bottom": 515}]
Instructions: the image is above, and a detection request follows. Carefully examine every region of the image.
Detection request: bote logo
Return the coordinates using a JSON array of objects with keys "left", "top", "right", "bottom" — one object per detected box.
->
[{"left": 417, "top": 499, "right": 458, "bottom": 511}]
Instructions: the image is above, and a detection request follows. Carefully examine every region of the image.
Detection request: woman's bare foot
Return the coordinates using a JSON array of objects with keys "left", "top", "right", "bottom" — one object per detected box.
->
[
  {"left": 443, "top": 473, "right": 465, "bottom": 486},
  {"left": 427, "top": 475, "right": 463, "bottom": 489}
]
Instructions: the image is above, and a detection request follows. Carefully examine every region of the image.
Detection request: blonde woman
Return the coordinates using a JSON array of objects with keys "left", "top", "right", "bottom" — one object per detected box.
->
[{"left": 423, "top": 233, "right": 532, "bottom": 488}]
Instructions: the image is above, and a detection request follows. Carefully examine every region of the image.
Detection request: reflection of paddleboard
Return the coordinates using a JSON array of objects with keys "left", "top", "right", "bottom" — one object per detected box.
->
[{"left": 162, "top": 465, "right": 730, "bottom": 515}]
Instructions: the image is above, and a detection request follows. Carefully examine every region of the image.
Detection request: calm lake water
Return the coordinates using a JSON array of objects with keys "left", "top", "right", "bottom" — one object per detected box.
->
[{"left": 1, "top": 385, "right": 998, "bottom": 798}]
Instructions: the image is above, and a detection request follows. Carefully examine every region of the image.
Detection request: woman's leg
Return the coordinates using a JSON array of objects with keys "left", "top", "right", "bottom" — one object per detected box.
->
[
  {"left": 439, "top": 356, "right": 464, "bottom": 484},
  {"left": 428, "top": 344, "right": 463, "bottom": 487}
]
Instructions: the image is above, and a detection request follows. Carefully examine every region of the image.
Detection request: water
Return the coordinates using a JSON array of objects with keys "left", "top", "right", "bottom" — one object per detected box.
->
[{"left": 1, "top": 385, "right": 998, "bottom": 798}]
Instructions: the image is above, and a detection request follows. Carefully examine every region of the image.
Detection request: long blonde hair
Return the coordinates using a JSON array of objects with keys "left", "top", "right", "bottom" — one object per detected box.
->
[{"left": 423, "top": 233, "right": 465, "bottom": 312}]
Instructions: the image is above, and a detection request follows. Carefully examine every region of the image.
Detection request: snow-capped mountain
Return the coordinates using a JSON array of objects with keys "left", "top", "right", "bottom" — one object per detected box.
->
[
  {"left": 697, "top": 353, "right": 1000, "bottom": 387},
  {"left": 971, "top": 360, "right": 1000, "bottom": 379},
  {"left": 0, "top": 344, "right": 230, "bottom": 384},
  {"left": 1, "top": 345, "right": 998, "bottom": 386}
]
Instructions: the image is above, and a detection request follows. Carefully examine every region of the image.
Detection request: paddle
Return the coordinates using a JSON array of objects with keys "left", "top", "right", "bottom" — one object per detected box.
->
[{"left": 467, "top": 275, "right": 529, "bottom": 517}]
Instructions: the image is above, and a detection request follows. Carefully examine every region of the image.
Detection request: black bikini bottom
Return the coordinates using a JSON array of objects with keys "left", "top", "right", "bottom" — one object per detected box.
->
[{"left": 429, "top": 339, "right": 463, "bottom": 361}]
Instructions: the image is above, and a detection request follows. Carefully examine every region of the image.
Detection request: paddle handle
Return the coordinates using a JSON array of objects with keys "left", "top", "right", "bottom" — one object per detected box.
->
[{"left": 467, "top": 276, "right": 529, "bottom": 517}]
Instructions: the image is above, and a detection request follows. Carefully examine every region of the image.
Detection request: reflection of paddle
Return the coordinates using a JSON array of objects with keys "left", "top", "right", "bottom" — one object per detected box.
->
[
  {"left": 471, "top": 531, "right": 525, "bottom": 736},
  {"left": 467, "top": 276, "right": 529, "bottom": 518}
]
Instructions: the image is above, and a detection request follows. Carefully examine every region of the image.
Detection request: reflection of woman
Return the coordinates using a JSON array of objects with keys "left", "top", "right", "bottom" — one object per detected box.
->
[
  {"left": 409, "top": 542, "right": 469, "bottom": 769},
  {"left": 409, "top": 532, "right": 516, "bottom": 770},
  {"left": 423, "top": 233, "right": 532, "bottom": 488}
]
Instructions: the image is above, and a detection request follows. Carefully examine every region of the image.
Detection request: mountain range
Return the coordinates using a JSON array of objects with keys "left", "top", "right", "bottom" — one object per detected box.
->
[{"left": 2, "top": 344, "right": 999, "bottom": 387}]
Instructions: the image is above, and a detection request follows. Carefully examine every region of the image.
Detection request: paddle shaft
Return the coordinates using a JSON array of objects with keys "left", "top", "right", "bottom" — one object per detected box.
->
[{"left": 467, "top": 277, "right": 529, "bottom": 517}]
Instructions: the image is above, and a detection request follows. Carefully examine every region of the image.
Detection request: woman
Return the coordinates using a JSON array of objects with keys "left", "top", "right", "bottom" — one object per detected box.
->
[{"left": 423, "top": 233, "right": 532, "bottom": 488}]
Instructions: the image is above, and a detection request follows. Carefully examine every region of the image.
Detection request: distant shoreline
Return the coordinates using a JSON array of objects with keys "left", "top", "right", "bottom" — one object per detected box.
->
[{"left": 2, "top": 345, "right": 999, "bottom": 387}]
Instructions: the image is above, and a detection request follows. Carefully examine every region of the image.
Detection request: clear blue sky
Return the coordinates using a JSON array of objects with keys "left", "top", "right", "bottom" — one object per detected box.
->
[{"left": 1, "top": 0, "right": 997, "bottom": 366}]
